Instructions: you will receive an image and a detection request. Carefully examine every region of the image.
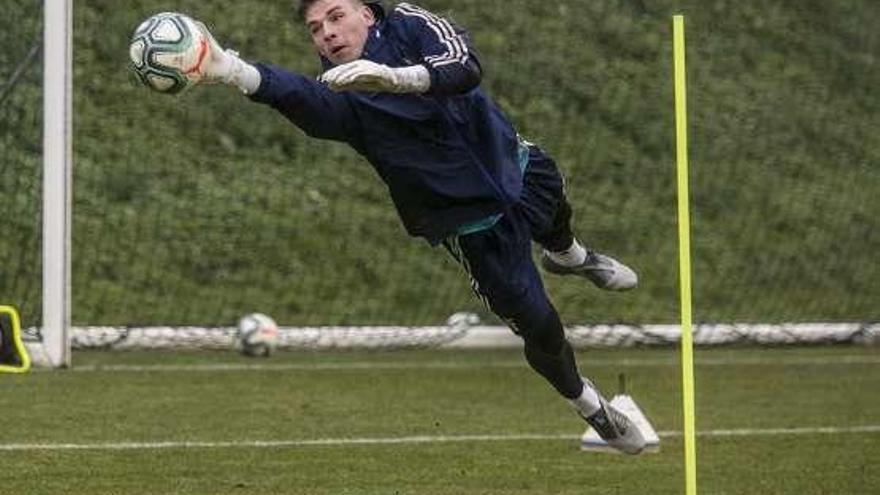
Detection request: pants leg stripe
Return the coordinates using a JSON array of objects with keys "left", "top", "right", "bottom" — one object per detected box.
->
[{"left": 444, "top": 236, "right": 491, "bottom": 311}]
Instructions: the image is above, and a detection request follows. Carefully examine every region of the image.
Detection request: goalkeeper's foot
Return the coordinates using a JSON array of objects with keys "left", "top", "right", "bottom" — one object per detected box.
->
[
  {"left": 540, "top": 249, "right": 638, "bottom": 291},
  {"left": 578, "top": 380, "right": 646, "bottom": 455}
]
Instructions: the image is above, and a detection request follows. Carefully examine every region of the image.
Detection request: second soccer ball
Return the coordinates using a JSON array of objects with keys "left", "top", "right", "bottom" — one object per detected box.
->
[{"left": 236, "top": 313, "right": 280, "bottom": 357}]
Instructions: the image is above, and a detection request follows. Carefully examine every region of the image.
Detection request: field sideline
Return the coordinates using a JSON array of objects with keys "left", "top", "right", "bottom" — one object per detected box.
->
[
  {"left": 2, "top": 346, "right": 878, "bottom": 494},
  {"left": 5, "top": 425, "right": 880, "bottom": 452}
]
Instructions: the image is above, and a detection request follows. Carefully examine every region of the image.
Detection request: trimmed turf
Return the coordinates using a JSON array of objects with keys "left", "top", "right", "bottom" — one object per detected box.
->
[{"left": 1, "top": 346, "right": 878, "bottom": 494}]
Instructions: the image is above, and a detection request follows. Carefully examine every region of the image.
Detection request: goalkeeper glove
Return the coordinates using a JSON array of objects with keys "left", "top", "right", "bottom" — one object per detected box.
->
[
  {"left": 192, "top": 21, "right": 261, "bottom": 94},
  {"left": 319, "top": 60, "right": 430, "bottom": 94}
]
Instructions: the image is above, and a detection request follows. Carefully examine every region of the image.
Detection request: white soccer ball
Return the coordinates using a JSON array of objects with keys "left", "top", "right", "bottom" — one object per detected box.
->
[
  {"left": 129, "top": 12, "right": 208, "bottom": 94},
  {"left": 236, "top": 313, "right": 280, "bottom": 357}
]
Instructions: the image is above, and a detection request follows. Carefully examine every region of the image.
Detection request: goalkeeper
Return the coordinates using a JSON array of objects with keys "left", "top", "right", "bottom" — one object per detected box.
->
[{"left": 195, "top": 0, "right": 645, "bottom": 454}]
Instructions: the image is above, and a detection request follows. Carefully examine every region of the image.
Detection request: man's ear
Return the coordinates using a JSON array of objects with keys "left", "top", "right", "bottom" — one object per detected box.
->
[{"left": 361, "top": 3, "right": 376, "bottom": 25}]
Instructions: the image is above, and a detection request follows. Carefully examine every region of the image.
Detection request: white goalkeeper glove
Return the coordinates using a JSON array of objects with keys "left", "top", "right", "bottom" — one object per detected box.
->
[
  {"left": 192, "top": 21, "right": 261, "bottom": 94},
  {"left": 319, "top": 60, "right": 430, "bottom": 94}
]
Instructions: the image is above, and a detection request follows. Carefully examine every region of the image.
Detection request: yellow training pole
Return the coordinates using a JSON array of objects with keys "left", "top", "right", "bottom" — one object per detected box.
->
[{"left": 673, "top": 14, "right": 697, "bottom": 495}]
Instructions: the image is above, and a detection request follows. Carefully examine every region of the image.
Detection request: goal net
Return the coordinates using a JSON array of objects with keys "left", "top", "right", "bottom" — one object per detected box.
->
[
  {"left": 2, "top": 1, "right": 878, "bottom": 364},
  {"left": 1, "top": 0, "right": 44, "bottom": 346}
]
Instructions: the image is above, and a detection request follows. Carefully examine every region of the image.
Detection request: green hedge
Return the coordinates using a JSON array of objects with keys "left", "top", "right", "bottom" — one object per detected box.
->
[{"left": 2, "top": 0, "right": 878, "bottom": 326}]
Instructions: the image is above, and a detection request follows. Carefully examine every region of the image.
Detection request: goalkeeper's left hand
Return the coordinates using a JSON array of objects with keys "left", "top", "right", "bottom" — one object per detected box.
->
[
  {"left": 191, "top": 20, "right": 261, "bottom": 93},
  {"left": 319, "top": 60, "right": 430, "bottom": 94},
  {"left": 190, "top": 21, "right": 237, "bottom": 84}
]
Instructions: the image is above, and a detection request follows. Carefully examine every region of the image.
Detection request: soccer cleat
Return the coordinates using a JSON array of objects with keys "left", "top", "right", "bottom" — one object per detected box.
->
[
  {"left": 578, "top": 383, "right": 646, "bottom": 455},
  {"left": 540, "top": 249, "right": 638, "bottom": 291}
]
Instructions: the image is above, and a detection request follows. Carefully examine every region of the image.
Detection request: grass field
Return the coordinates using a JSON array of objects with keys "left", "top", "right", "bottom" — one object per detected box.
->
[{"left": 1, "top": 345, "right": 878, "bottom": 494}]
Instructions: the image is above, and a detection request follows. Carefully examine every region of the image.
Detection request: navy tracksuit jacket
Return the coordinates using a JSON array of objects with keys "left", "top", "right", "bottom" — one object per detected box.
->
[{"left": 248, "top": 2, "right": 525, "bottom": 245}]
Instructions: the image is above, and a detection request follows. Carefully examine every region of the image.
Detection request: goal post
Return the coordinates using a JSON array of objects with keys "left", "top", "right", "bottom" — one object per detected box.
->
[{"left": 41, "top": 0, "right": 73, "bottom": 368}]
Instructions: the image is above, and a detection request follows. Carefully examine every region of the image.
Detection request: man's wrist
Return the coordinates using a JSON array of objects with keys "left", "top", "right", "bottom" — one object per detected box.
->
[
  {"left": 224, "top": 51, "right": 262, "bottom": 94},
  {"left": 391, "top": 64, "right": 431, "bottom": 93}
]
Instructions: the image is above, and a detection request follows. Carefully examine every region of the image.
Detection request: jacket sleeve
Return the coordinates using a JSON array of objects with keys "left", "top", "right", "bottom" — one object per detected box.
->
[
  {"left": 393, "top": 3, "right": 483, "bottom": 95},
  {"left": 247, "top": 63, "right": 357, "bottom": 142}
]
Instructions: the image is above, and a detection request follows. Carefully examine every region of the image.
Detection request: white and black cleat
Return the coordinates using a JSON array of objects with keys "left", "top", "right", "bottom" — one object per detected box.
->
[
  {"left": 541, "top": 250, "right": 638, "bottom": 291},
  {"left": 578, "top": 386, "right": 646, "bottom": 455}
]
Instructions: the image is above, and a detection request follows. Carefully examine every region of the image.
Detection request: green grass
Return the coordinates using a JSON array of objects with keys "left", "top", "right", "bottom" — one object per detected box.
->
[
  {"left": 2, "top": 346, "right": 878, "bottom": 494},
  {"left": 3, "top": 0, "right": 880, "bottom": 327}
]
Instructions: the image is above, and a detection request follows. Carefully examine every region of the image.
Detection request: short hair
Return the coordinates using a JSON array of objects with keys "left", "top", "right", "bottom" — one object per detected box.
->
[
  {"left": 297, "top": 0, "right": 360, "bottom": 20},
  {"left": 297, "top": 0, "right": 385, "bottom": 21},
  {"left": 297, "top": 0, "right": 320, "bottom": 20}
]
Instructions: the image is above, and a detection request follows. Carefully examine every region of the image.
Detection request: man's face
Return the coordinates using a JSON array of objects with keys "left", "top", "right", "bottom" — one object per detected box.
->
[{"left": 304, "top": 0, "right": 376, "bottom": 65}]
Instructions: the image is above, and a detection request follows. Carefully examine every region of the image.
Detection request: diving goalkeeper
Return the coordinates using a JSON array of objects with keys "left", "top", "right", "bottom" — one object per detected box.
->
[{"left": 193, "top": 0, "right": 646, "bottom": 454}]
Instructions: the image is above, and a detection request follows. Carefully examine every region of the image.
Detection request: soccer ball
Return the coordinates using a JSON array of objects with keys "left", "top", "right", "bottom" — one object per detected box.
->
[
  {"left": 129, "top": 12, "right": 208, "bottom": 94},
  {"left": 236, "top": 313, "right": 280, "bottom": 357}
]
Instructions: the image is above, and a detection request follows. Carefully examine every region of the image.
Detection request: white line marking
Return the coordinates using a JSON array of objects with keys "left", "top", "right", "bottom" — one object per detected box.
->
[
  {"left": 46, "top": 354, "right": 880, "bottom": 373},
  {"left": 2, "top": 426, "right": 879, "bottom": 451}
]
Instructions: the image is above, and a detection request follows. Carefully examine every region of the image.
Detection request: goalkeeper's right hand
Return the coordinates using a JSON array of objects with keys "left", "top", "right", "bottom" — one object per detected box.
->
[{"left": 192, "top": 20, "right": 261, "bottom": 93}]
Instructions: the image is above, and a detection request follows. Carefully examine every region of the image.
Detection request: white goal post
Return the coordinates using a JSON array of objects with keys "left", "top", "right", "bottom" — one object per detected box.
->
[{"left": 41, "top": 0, "right": 73, "bottom": 368}]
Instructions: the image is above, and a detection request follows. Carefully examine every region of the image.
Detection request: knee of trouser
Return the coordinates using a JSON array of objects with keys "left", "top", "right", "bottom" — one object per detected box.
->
[{"left": 489, "top": 289, "right": 558, "bottom": 340}]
